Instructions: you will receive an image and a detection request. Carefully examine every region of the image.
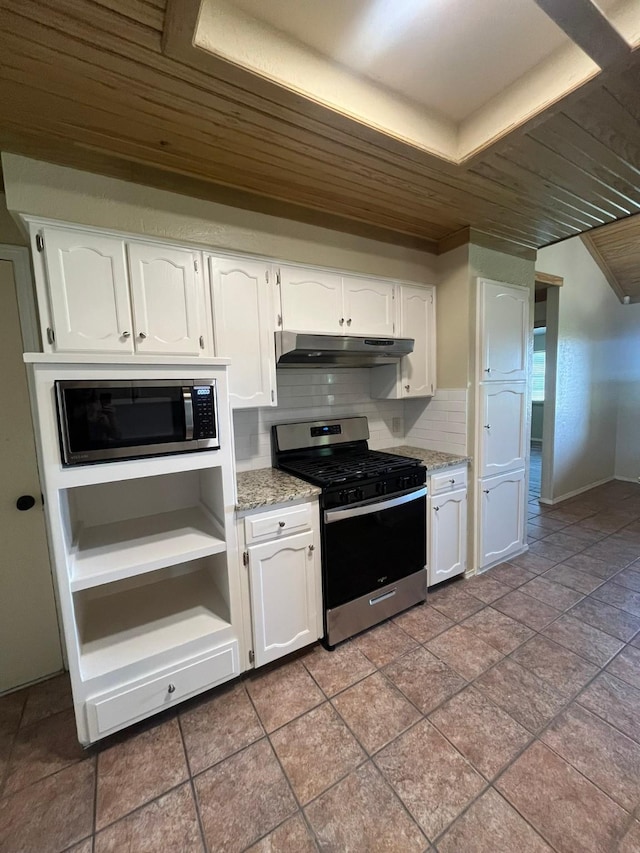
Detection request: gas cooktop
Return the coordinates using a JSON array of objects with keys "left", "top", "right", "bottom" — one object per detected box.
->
[{"left": 278, "top": 448, "right": 422, "bottom": 487}]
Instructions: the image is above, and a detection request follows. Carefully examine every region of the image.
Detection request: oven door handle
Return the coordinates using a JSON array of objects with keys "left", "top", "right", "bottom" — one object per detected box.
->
[
  {"left": 182, "top": 387, "right": 194, "bottom": 441},
  {"left": 324, "top": 487, "right": 427, "bottom": 524}
]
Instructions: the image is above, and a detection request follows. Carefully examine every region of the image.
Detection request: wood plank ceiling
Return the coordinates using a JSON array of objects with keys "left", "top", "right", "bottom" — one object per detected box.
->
[
  {"left": 0, "top": 0, "right": 639, "bottom": 262},
  {"left": 582, "top": 213, "right": 640, "bottom": 302}
]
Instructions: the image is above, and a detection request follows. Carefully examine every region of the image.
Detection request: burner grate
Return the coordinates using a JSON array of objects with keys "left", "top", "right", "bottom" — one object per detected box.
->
[{"left": 280, "top": 450, "right": 421, "bottom": 486}]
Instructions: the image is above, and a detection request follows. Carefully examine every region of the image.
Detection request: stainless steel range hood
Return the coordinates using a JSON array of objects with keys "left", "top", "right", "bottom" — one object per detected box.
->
[{"left": 275, "top": 331, "right": 414, "bottom": 368}]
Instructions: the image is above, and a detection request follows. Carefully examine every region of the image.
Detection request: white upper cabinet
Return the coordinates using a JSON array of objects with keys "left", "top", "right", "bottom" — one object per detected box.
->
[
  {"left": 279, "top": 266, "right": 343, "bottom": 333},
  {"left": 42, "top": 227, "right": 133, "bottom": 353},
  {"left": 128, "top": 243, "right": 203, "bottom": 356},
  {"left": 370, "top": 283, "right": 436, "bottom": 400},
  {"left": 34, "top": 224, "right": 210, "bottom": 357},
  {"left": 401, "top": 285, "right": 436, "bottom": 398},
  {"left": 278, "top": 266, "right": 396, "bottom": 337},
  {"left": 479, "top": 383, "right": 528, "bottom": 477},
  {"left": 209, "top": 255, "right": 277, "bottom": 409},
  {"left": 342, "top": 276, "right": 396, "bottom": 337},
  {"left": 479, "top": 280, "right": 529, "bottom": 382}
]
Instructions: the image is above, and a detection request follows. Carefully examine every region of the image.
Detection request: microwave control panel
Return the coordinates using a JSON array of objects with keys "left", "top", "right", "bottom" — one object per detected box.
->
[{"left": 192, "top": 386, "right": 217, "bottom": 439}]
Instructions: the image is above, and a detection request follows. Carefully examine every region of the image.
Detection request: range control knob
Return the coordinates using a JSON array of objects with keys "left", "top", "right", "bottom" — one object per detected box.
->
[
  {"left": 376, "top": 481, "right": 387, "bottom": 495},
  {"left": 355, "top": 488, "right": 364, "bottom": 502}
]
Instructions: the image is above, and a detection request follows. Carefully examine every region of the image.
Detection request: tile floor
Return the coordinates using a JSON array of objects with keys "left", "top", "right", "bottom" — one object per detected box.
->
[{"left": 2, "top": 480, "right": 640, "bottom": 852}]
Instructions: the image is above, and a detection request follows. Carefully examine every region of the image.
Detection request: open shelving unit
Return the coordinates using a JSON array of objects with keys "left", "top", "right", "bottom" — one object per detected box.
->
[{"left": 25, "top": 355, "right": 243, "bottom": 745}]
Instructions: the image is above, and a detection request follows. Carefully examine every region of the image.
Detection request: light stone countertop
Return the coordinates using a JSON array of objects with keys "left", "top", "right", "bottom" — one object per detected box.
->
[
  {"left": 381, "top": 446, "right": 471, "bottom": 471},
  {"left": 236, "top": 467, "right": 321, "bottom": 511}
]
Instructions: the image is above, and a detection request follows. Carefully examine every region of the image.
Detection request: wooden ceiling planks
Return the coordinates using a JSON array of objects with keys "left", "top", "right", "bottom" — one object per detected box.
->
[
  {"left": 0, "top": 0, "right": 639, "bottom": 256},
  {"left": 582, "top": 214, "right": 640, "bottom": 302}
]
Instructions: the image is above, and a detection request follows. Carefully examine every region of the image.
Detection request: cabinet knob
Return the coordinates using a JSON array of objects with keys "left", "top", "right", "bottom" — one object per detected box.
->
[
  {"left": 308, "top": 544, "right": 315, "bottom": 552},
  {"left": 167, "top": 683, "right": 176, "bottom": 694},
  {"left": 138, "top": 332, "right": 147, "bottom": 340},
  {"left": 121, "top": 331, "right": 130, "bottom": 338},
  {"left": 434, "top": 506, "right": 439, "bottom": 512},
  {"left": 405, "top": 384, "right": 410, "bottom": 391},
  {"left": 278, "top": 520, "right": 286, "bottom": 527},
  {"left": 347, "top": 318, "right": 352, "bottom": 326},
  {"left": 16, "top": 495, "right": 36, "bottom": 511},
  {"left": 483, "top": 489, "right": 490, "bottom": 494},
  {"left": 339, "top": 318, "right": 345, "bottom": 325},
  {"left": 485, "top": 367, "right": 491, "bottom": 373},
  {"left": 449, "top": 478, "right": 455, "bottom": 484},
  {"left": 484, "top": 424, "right": 491, "bottom": 430}
]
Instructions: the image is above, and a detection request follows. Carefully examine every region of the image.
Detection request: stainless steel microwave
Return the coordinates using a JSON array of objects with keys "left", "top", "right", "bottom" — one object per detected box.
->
[{"left": 55, "top": 379, "right": 220, "bottom": 466}]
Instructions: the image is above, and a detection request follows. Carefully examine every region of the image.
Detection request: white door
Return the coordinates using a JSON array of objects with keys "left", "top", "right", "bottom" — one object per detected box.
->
[
  {"left": 401, "top": 285, "right": 435, "bottom": 398},
  {"left": 479, "top": 383, "right": 528, "bottom": 477},
  {"left": 279, "top": 266, "right": 343, "bottom": 333},
  {"left": 479, "top": 280, "right": 529, "bottom": 382},
  {"left": 209, "top": 256, "right": 276, "bottom": 408},
  {"left": 0, "top": 260, "right": 63, "bottom": 692},
  {"left": 478, "top": 469, "right": 526, "bottom": 569},
  {"left": 428, "top": 488, "right": 467, "bottom": 586},
  {"left": 342, "top": 276, "right": 396, "bottom": 336},
  {"left": 43, "top": 227, "right": 133, "bottom": 353},
  {"left": 248, "top": 531, "right": 318, "bottom": 667},
  {"left": 128, "top": 243, "right": 203, "bottom": 355}
]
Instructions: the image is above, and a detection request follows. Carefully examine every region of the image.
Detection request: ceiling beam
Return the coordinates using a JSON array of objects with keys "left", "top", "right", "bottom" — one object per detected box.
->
[
  {"left": 533, "top": 0, "right": 631, "bottom": 68},
  {"left": 535, "top": 271, "right": 564, "bottom": 287}
]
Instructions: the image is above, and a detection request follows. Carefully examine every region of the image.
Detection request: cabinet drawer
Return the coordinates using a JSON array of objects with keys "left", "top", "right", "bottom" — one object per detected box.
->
[
  {"left": 244, "top": 503, "right": 313, "bottom": 545},
  {"left": 86, "top": 641, "right": 239, "bottom": 740},
  {"left": 430, "top": 467, "right": 468, "bottom": 496}
]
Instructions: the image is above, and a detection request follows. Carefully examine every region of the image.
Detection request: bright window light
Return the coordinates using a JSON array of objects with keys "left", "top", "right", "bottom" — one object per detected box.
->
[{"left": 532, "top": 327, "right": 546, "bottom": 402}]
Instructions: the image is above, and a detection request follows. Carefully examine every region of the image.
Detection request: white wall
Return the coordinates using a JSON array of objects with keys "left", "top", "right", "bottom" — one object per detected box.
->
[
  {"left": 615, "top": 303, "right": 640, "bottom": 482},
  {"left": 537, "top": 237, "right": 623, "bottom": 500}
]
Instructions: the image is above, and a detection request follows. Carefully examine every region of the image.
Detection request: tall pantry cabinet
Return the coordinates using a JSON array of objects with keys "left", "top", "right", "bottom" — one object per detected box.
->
[{"left": 476, "top": 279, "right": 530, "bottom": 570}]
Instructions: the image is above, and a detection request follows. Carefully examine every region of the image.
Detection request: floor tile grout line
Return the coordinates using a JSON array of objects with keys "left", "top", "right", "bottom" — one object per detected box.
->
[{"left": 175, "top": 713, "right": 209, "bottom": 853}]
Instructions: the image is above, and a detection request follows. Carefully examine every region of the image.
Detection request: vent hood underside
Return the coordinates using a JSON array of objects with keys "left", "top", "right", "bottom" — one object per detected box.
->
[{"left": 275, "top": 331, "right": 414, "bottom": 368}]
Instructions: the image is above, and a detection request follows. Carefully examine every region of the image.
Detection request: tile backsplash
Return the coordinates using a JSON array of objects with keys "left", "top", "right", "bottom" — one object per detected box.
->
[
  {"left": 403, "top": 389, "right": 468, "bottom": 456},
  {"left": 233, "top": 369, "right": 467, "bottom": 471}
]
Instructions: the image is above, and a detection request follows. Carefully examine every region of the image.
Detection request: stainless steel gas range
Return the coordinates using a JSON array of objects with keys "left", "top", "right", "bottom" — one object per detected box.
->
[{"left": 273, "top": 416, "right": 427, "bottom": 648}]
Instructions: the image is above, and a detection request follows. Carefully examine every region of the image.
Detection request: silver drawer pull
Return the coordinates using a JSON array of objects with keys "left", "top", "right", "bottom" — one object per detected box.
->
[
  {"left": 121, "top": 331, "right": 130, "bottom": 338},
  {"left": 278, "top": 521, "right": 286, "bottom": 528},
  {"left": 167, "top": 683, "right": 176, "bottom": 694},
  {"left": 449, "top": 478, "right": 455, "bottom": 484},
  {"left": 369, "top": 588, "right": 397, "bottom": 606}
]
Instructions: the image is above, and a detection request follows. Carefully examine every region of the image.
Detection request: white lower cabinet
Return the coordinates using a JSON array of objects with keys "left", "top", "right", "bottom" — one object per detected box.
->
[
  {"left": 427, "top": 465, "right": 467, "bottom": 587},
  {"left": 478, "top": 469, "right": 526, "bottom": 569},
  {"left": 241, "top": 500, "right": 322, "bottom": 668}
]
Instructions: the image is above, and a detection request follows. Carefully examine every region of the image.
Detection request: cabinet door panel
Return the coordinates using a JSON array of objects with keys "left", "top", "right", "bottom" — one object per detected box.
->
[
  {"left": 279, "top": 266, "right": 342, "bottom": 333},
  {"left": 343, "top": 277, "right": 395, "bottom": 336},
  {"left": 248, "top": 531, "right": 318, "bottom": 667},
  {"left": 128, "top": 243, "right": 201, "bottom": 355},
  {"left": 479, "top": 470, "right": 525, "bottom": 569},
  {"left": 480, "top": 383, "right": 527, "bottom": 477},
  {"left": 210, "top": 257, "right": 276, "bottom": 408},
  {"left": 479, "top": 280, "right": 529, "bottom": 382},
  {"left": 429, "top": 489, "right": 467, "bottom": 586},
  {"left": 44, "top": 228, "right": 133, "bottom": 352},
  {"left": 401, "top": 285, "right": 435, "bottom": 397}
]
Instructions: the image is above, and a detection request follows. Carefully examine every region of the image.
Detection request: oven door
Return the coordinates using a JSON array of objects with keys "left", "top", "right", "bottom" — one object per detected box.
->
[
  {"left": 323, "top": 487, "right": 427, "bottom": 609},
  {"left": 56, "top": 379, "right": 214, "bottom": 465}
]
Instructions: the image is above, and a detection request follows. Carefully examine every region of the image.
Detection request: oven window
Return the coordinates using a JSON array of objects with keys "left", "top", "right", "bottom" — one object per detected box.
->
[
  {"left": 323, "top": 493, "right": 426, "bottom": 608},
  {"left": 62, "top": 385, "right": 186, "bottom": 453}
]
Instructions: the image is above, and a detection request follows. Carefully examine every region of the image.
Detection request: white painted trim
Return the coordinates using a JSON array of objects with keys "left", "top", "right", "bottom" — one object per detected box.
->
[
  {"left": 540, "top": 285, "right": 559, "bottom": 503},
  {"left": 613, "top": 476, "right": 640, "bottom": 484},
  {"left": 538, "top": 475, "right": 615, "bottom": 505},
  {"left": 0, "top": 244, "right": 39, "bottom": 352}
]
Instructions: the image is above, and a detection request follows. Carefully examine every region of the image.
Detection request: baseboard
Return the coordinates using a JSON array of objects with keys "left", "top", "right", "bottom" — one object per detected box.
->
[
  {"left": 614, "top": 475, "right": 640, "bottom": 484},
  {"left": 539, "top": 476, "right": 615, "bottom": 505}
]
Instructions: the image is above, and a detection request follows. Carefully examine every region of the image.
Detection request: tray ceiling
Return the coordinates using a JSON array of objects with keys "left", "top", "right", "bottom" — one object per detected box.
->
[{"left": 0, "top": 0, "right": 639, "bottom": 258}]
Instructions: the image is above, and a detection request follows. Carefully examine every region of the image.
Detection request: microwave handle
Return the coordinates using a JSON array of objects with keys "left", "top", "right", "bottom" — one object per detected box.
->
[{"left": 182, "top": 387, "right": 194, "bottom": 440}]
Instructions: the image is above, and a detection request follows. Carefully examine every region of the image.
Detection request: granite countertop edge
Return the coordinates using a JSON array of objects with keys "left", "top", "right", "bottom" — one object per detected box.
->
[
  {"left": 236, "top": 467, "right": 321, "bottom": 512},
  {"left": 381, "top": 445, "right": 471, "bottom": 471}
]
